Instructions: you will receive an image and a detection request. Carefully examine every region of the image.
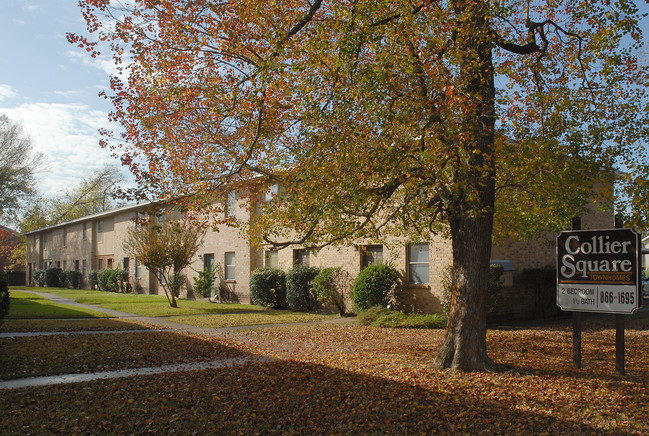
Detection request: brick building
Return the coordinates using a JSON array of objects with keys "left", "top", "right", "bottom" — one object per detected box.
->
[{"left": 24, "top": 187, "right": 613, "bottom": 315}]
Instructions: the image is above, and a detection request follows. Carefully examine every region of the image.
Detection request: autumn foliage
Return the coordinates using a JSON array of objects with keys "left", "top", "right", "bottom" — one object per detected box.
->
[{"left": 70, "top": 1, "right": 649, "bottom": 370}]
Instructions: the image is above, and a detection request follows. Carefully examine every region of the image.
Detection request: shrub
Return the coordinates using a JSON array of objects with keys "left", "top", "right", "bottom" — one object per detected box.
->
[
  {"left": 313, "top": 267, "right": 352, "bottom": 316},
  {"left": 0, "top": 270, "right": 9, "bottom": 324},
  {"left": 286, "top": 265, "right": 320, "bottom": 312},
  {"left": 45, "top": 267, "right": 63, "bottom": 287},
  {"left": 34, "top": 270, "right": 45, "bottom": 287},
  {"left": 64, "top": 270, "right": 83, "bottom": 289},
  {"left": 58, "top": 269, "right": 69, "bottom": 288},
  {"left": 194, "top": 266, "right": 217, "bottom": 299},
  {"left": 97, "top": 269, "right": 128, "bottom": 293},
  {"left": 89, "top": 270, "right": 99, "bottom": 290},
  {"left": 351, "top": 262, "right": 400, "bottom": 311},
  {"left": 250, "top": 267, "right": 286, "bottom": 308},
  {"left": 441, "top": 264, "right": 504, "bottom": 316},
  {"left": 357, "top": 306, "right": 446, "bottom": 329}
]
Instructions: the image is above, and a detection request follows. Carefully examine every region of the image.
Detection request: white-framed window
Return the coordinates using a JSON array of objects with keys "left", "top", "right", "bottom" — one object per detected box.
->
[
  {"left": 408, "top": 243, "right": 430, "bottom": 284},
  {"left": 265, "top": 250, "right": 278, "bottom": 268},
  {"left": 98, "top": 259, "right": 104, "bottom": 271},
  {"left": 264, "top": 184, "right": 280, "bottom": 202},
  {"left": 225, "top": 190, "right": 236, "bottom": 217},
  {"left": 97, "top": 220, "right": 104, "bottom": 243},
  {"left": 224, "top": 252, "right": 235, "bottom": 280}
]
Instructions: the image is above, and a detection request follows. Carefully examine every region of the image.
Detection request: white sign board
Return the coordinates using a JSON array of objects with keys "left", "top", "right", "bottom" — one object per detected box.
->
[{"left": 557, "top": 229, "right": 641, "bottom": 314}]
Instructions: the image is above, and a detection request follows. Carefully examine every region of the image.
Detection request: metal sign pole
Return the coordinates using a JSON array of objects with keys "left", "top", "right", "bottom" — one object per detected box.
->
[
  {"left": 614, "top": 215, "right": 625, "bottom": 375},
  {"left": 572, "top": 217, "right": 582, "bottom": 369}
]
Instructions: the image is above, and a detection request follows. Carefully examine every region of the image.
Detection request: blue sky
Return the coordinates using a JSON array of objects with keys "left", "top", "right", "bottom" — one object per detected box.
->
[{"left": 0, "top": 0, "right": 125, "bottom": 198}]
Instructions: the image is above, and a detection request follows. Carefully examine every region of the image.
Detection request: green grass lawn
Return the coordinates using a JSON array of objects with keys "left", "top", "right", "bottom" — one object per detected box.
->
[
  {"left": 6, "top": 290, "right": 115, "bottom": 319},
  {"left": 25, "top": 287, "right": 266, "bottom": 317},
  {"left": 7, "top": 287, "right": 338, "bottom": 326}
]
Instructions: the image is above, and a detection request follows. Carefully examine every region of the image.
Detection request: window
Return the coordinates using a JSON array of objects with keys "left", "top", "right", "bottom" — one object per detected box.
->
[
  {"left": 264, "top": 184, "right": 280, "bottom": 202},
  {"left": 82, "top": 222, "right": 87, "bottom": 240},
  {"left": 224, "top": 252, "right": 235, "bottom": 280},
  {"left": 225, "top": 190, "right": 236, "bottom": 217},
  {"left": 408, "top": 244, "right": 429, "bottom": 284},
  {"left": 98, "top": 259, "right": 104, "bottom": 271},
  {"left": 62, "top": 260, "right": 67, "bottom": 271},
  {"left": 135, "top": 259, "right": 142, "bottom": 279},
  {"left": 203, "top": 253, "right": 215, "bottom": 271},
  {"left": 123, "top": 257, "right": 129, "bottom": 272},
  {"left": 97, "top": 220, "right": 104, "bottom": 243},
  {"left": 56, "top": 261, "right": 61, "bottom": 268},
  {"left": 265, "top": 250, "right": 278, "bottom": 269},
  {"left": 107, "top": 258, "right": 113, "bottom": 269},
  {"left": 82, "top": 259, "right": 87, "bottom": 276},
  {"left": 63, "top": 228, "right": 67, "bottom": 246},
  {"left": 75, "top": 260, "right": 80, "bottom": 271},
  {"left": 361, "top": 245, "right": 383, "bottom": 269},
  {"left": 293, "top": 249, "right": 310, "bottom": 267}
]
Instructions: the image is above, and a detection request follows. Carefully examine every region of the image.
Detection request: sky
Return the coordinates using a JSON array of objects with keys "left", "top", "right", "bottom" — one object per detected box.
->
[{"left": 0, "top": 0, "right": 127, "bottom": 199}]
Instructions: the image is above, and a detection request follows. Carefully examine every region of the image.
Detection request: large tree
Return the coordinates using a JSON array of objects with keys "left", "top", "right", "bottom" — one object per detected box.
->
[
  {"left": 20, "top": 164, "right": 125, "bottom": 232},
  {"left": 0, "top": 115, "right": 43, "bottom": 224},
  {"left": 72, "top": 0, "right": 649, "bottom": 370}
]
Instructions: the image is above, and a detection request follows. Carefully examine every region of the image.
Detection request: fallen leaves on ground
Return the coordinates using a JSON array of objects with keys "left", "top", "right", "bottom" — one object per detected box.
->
[
  {"left": 0, "top": 318, "right": 155, "bottom": 333},
  {"left": 1, "top": 315, "right": 648, "bottom": 434},
  {"left": 0, "top": 331, "right": 244, "bottom": 380}
]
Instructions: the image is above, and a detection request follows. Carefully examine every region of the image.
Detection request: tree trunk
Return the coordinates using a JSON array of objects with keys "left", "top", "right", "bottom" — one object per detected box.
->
[
  {"left": 434, "top": 212, "right": 496, "bottom": 371},
  {"left": 433, "top": 0, "right": 497, "bottom": 371}
]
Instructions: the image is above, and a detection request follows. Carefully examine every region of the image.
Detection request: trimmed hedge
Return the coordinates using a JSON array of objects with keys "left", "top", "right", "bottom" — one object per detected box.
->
[
  {"left": 351, "top": 263, "right": 400, "bottom": 311},
  {"left": 286, "top": 265, "right": 320, "bottom": 312},
  {"left": 250, "top": 267, "right": 286, "bottom": 308},
  {"left": 45, "top": 267, "right": 63, "bottom": 287}
]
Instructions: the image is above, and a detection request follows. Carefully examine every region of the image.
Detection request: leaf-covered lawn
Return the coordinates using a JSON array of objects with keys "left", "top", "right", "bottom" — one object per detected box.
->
[
  {"left": 168, "top": 311, "right": 338, "bottom": 329},
  {"left": 1, "top": 313, "right": 649, "bottom": 433},
  {"left": 0, "top": 331, "right": 246, "bottom": 380},
  {"left": 0, "top": 318, "right": 154, "bottom": 333}
]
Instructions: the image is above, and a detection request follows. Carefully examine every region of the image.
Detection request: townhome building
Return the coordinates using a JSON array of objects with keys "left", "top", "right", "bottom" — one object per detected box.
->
[{"left": 24, "top": 186, "right": 614, "bottom": 316}]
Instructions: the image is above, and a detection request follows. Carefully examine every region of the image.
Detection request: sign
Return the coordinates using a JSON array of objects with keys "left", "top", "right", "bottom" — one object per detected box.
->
[{"left": 557, "top": 228, "right": 641, "bottom": 314}]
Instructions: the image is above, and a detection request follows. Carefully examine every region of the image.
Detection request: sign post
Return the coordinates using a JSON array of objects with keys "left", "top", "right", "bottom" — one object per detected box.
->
[{"left": 557, "top": 227, "right": 641, "bottom": 374}]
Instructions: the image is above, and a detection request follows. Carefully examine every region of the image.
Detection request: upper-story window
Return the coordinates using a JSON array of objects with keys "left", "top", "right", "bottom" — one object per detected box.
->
[
  {"left": 63, "top": 228, "right": 67, "bottom": 246},
  {"left": 225, "top": 190, "right": 236, "bottom": 217},
  {"left": 82, "top": 222, "right": 87, "bottom": 240},
  {"left": 97, "top": 220, "right": 104, "bottom": 243}
]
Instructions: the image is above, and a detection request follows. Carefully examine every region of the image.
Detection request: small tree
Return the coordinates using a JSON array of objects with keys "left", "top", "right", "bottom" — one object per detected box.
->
[
  {"left": 313, "top": 267, "right": 352, "bottom": 316},
  {"left": 123, "top": 218, "right": 205, "bottom": 307},
  {"left": 193, "top": 265, "right": 216, "bottom": 299}
]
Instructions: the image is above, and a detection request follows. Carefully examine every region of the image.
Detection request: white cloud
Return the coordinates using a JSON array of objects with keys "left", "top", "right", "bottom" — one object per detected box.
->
[
  {"left": 0, "top": 102, "right": 125, "bottom": 197},
  {"left": 0, "top": 84, "right": 19, "bottom": 102}
]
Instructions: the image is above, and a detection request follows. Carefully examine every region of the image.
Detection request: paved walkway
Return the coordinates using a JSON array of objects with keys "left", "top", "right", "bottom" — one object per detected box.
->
[{"left": 1, "top": 291, "right": 353, "bottom": 390}]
